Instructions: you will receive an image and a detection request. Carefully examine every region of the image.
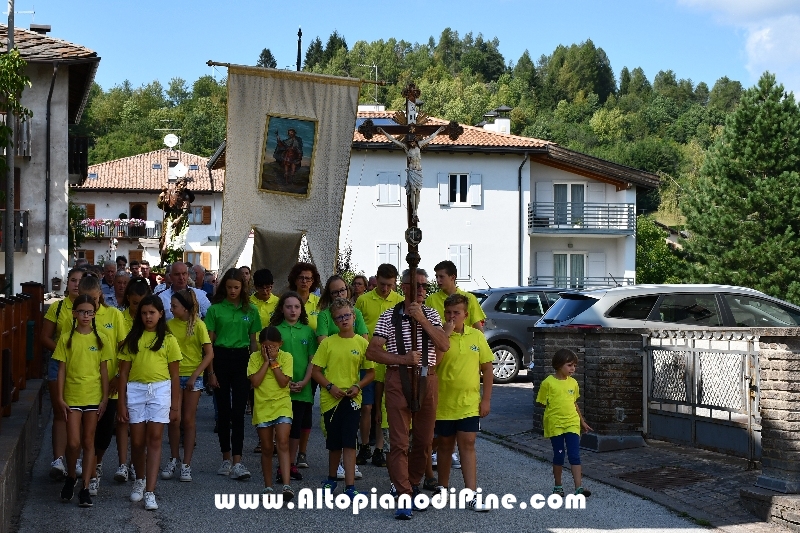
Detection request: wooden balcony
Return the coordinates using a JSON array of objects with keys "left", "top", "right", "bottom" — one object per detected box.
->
[
  {"left": 80, "top": 219, "right": 163, "bottom": 240},
  {"left": 0, "top": 210, "right": 29, "bottom": 253},
  {"left": 528, "top": 202, "right": 636, "bottom": 235},
  {"left": 0, "top": 114, "right": 31, "bottom": 158}
]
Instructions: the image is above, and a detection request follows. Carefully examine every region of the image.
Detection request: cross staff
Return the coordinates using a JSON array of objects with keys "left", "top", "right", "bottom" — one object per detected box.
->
[{"left": 358, "top": 82, "right": 463, "bottom": 411}]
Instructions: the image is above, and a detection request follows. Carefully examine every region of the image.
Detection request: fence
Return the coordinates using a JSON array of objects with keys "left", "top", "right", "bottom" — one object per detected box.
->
[
  {"left": 528, "top": 275, "right": 635, "bottom": 289},
  {"left": 0, "top": 210, "right": 30, "bottom": 252},
  {"left": 80, "top": 219, "right": 163, "bottom": 239},
  {"left": 528, "top": 202, "right": 635, "bottom": 234}
]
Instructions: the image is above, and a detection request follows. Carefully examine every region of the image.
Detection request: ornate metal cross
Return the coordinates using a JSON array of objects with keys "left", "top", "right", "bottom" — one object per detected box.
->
[{"left": 357, "top": 82, "right": 463, "bottom": 410}]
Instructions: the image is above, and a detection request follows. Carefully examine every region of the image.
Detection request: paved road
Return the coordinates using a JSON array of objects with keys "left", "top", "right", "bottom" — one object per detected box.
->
[{"left": 16, "top": 380, "right": 702, "bottom": 533}]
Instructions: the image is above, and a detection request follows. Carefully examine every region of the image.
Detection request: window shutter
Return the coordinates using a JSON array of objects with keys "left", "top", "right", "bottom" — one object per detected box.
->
[
  {"left": 202, "top": 206, "right": 211, "bottom": 224},
  {"left": 535, "top": 181, "right": 553, "bottom": 203},
  {"left": 201, "top": 252, "right": 211, "bottom": 269},
  {"left": 469, "top": 173, "right": 482, "bottom": 206},
  {"left": 535, "top": 251, "right": 554, "bottom": 285},
  {"left": 377, "top": 243, "right": 400, "bottom": 270},
  {"left": 129, "top": 250, "right": 143, "bottom": 262},
  {"left": 587, "top": 252, "right": 606, "bottom": 281},
  {"left": 438, "top": 173, "right": 449, "bottom": 205},
  {"left": 389, "top": 173, "right": 400, "bottom": 205},
  {"left": 85, "top": 250, "right": 94, "bottom": 265},
  {"left": 86, "top": 203, "right": 96, "bottom": 219},
  {"left": 588, "top": 182, "right": 606, "bottom": 203},
  {"left": 377, "top": 173, "right": 387, "bottom": 203}
]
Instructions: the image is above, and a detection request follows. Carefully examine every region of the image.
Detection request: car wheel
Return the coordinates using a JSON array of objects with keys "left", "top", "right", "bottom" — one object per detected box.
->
[{"left": 491, "top": 344, "right": 520, "bottom": 384}]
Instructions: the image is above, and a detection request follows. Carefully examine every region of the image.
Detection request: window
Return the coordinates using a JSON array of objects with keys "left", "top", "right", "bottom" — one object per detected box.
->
[
  {"left": 128, "top": 250, "right": 143, "bottom": 263},
  {"left": 376, "top": 172, "right": 401, "bottom": 206},
  {"left": 607, "top": 296, "right": 659, "bottom": 320},
  {"left": 553, "top": 253, "right": 586, "bottom": 289},
  {"left": 438, "top": 173, "right": 482, "bottom": 206},
  {"left": 74, "top": 203, "right": 95, "bottom": 219},
  {"left": 188, "top": 206, "right": 211, "bottom": 225},
  {"left": 723, "top": 294, "right": 800, "bottom": 327},
  {"left": 448, "top": 244, "right": 471, "bottom": 280},
  {"left": 553, "top": 183, "right": 585, "bottom": 225},
  {"left": 654, "top": 293, "right": 722, "bottom": 327},
  {"left": 75, "top": 249, "right": 94, "bottom": 265},
  {"left": 184, "top": 251, "right": 211, "bottom": 269},
  {"left": 376, "top": 243, "right": 400, "bottom": 271},
  {"left": 496, "top": 292, "right": 543, "bottom": 316}
]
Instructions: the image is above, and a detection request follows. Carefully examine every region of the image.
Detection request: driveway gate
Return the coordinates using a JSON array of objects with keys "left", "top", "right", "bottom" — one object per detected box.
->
[{"left": 643, "top": 330, "right": 760, "bottom": 462}]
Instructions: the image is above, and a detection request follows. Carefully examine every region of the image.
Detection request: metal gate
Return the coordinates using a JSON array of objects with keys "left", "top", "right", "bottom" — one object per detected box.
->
[{"left": 643, "top": 331, "right": 760, "bottom": 462}]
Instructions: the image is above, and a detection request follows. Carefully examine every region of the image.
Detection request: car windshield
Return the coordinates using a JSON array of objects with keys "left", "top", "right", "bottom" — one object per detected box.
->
[{"left": 538, "top": 294, "right": 598, "bottom": 324}]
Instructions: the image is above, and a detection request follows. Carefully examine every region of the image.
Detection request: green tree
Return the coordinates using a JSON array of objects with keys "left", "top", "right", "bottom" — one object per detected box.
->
[
  {"left": 304, "top": 37, "right": 324, "bottom": 70},
  {"left": 166, "top": 77, "right": 190, "bottom": 107},
  {"left": 636, "top": 215, "right": 684, "bottom": 283},
  {"left": 257, "top": 48, "right": 277, "bottom": 69},
  {"left": 708, "top": 76, "right": 743, "bottom": 112},
  {"left": 682, "top": 72, "right": 800, "bottom": 302}
]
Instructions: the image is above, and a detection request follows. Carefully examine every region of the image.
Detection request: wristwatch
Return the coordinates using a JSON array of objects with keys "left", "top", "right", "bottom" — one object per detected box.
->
[{"left": 326, "top": 383, "right": 333, "bottom": 391}]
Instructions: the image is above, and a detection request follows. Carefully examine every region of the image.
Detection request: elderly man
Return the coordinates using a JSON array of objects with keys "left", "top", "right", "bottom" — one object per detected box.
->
[
  {"left": 192, "top": 264, "right": 215, "bottom": 298},
  {"left": 366, "top": 268, "right": 451, "bottom": 520},
  {"left": 101, "top": 263, "right": 116, "bottom": 299},
  {"left": 159, "top": 262, "right": 212, "bottom": 319}
]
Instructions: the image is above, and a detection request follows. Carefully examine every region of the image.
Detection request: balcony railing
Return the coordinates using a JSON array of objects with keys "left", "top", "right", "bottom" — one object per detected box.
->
[
  {"left": 528, "top": 202, "right": 635, "bottom": 234},
  {"left": 0, "top": 210, "right": 29, "bottom": 252},
  {"left": 80, "top": 219, "right": 162, "bottom": 240},
  {"left": 528, "top": 275, "right": 635, "bottom": 289},
  {"left": 0, "top": 113, "right": 31, "bottom": 158},
  {"left": 68, "top": 136, "right": 89, "bottom": 183}
]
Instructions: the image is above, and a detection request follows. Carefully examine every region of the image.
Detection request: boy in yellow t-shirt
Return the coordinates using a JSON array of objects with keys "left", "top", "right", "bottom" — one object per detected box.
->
[
  {"left": 434, "top": 294, "right": 494, "bottom": 511},
  {"left": 250, "top": 269, "right": 280, "bottom": 326},
  {"left": 247, "top": 326, "right": 295, "bottom": 501},
  {"left": 535, "top": 348, "right": 593, "bottom": 498},
  {"left": 312, "top": 298, "right": 374, "bottom": 501}
]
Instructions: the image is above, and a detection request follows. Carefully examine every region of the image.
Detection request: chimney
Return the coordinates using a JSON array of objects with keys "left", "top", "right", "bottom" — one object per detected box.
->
[{"left": 29, "top": 24, "right": 51, "bottom": 35}]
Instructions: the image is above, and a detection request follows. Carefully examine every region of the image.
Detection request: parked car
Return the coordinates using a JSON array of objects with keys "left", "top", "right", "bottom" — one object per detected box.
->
[
  {"left": 535, "top": 284, "right": 800, "bottom": 329},
  {"left": 471, "top": 286, "right": 564, "bottom": 384}
]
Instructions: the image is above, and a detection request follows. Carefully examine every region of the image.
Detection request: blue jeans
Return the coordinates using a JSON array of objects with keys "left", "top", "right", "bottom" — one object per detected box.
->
[{"left": 550, "top": 432, "right": 581, "bottom": 466}]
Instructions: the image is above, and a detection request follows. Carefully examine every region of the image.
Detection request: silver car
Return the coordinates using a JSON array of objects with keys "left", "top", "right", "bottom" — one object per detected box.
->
[{"left": 535, "top": 284, "right": 800, "bottom": 329}]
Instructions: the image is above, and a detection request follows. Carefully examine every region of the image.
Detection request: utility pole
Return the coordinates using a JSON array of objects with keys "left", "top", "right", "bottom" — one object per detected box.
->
[
  {"left": 5, "top": 0, "right": 14, "bottom": 294},
  {"left": 296, "top": 26, "right": 302, "bottom": 71}
]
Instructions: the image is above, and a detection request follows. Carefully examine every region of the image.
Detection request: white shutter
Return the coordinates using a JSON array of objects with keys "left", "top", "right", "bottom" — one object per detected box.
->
[
  {"left": 389, "top": 172, "right": 401, "bottom": 205},
  {"left": 469, "top": 173, "right": 482, "bottom": 206},
  {"left": 535, "top": 181, "right": 553, "bottom": 203},
  {"left": 377, "top": 173, "right": 388, "bottom": 203},
  {"left": 588, "top": 182, "right": 606, "bottom": 203},
  {"left": 587, "top": 252, "right": 606, "bottom": 281},
  {"left": 438, "top": 173, "right": 449, "bottom": 205},
  {"left": 535, "top": 251, "right": 554, "bottom": 285},
  {"left": 378, "top": 243, "right": 401, "bottom": 270},
  {"left": 587, "top": 183, "right": 606, "bottom": 228},
  {"left": 449, "top": 244, "right": 472, "bottom": 279}
]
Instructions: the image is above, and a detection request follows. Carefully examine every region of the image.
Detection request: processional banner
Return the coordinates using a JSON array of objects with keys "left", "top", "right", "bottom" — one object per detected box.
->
[{"left": 219, "top": 66, "right": 361, "bottom": 282}]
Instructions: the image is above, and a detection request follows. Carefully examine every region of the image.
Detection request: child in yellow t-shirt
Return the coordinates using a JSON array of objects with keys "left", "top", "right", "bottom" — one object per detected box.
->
[
  {"left": 53, "top": 294, "right": 113, "bottom": 508},
  {"left": 535, "top": 348, "right": 593, "bottom": 498},
  {"left": 435, "top": 293, "right": 494, "bottom": 511},
  {"left": 311, "top": 298, "right": 374, "bottom": 501},
  {"left": 248, "top": 326, "right": 294, "bottom": 500},
  {"left": 118, "top": 295, "right": 182, "bottom": 511}
]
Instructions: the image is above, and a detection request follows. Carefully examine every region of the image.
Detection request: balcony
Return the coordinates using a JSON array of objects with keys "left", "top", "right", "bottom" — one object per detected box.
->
[
  {"left": 0, "top": 210, "right": 29, "bottom": 252},
  {"left": 528, "top": 275, "right": 635, "bottom": 289},
  {"left": 0, "top": 114, "right": 31, "bottom": 158},
  {"left": 80, "top": 219, "right": 162, "bottom": 240},
  {"left": 528, "top": 202, "right": 635, "bottom": 235},
  {"left": 68, "top": 136, "right": 89, "bottom": 185}
]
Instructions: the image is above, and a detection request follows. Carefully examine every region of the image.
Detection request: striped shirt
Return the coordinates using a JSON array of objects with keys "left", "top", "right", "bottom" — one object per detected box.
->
[{"left": 373, "top": 304, "right": 441, "bottom": 367}]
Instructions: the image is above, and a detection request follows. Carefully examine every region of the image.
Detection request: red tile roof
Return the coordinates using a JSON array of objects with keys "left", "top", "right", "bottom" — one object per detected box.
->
[
  {"left": 354, "top": 111, "right": 552, "bottom": 149},
  {"left": 76, "top": 149, "right": 224, "bottom": 192},
  {"left": 0, "top": 25, "right": 98, "bottom": 61}
]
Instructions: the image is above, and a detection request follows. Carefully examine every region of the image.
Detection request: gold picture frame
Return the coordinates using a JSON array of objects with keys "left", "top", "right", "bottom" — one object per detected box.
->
[{"left": 259, "top": 114, "right": 318, "bottom": 198}]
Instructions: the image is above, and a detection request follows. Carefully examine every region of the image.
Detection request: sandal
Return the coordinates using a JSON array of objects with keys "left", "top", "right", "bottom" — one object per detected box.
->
[{"left": 552, "top": 486, "right": 565, "bottom": 496}]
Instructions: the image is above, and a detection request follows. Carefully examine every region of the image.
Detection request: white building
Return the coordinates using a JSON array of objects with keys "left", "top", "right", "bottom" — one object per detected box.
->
[
  {"left": 72, "top": 149, "right": 224, "bottom": 269},
  {"left": 0, "top": 25, "right": 99, "bottom": 292}
]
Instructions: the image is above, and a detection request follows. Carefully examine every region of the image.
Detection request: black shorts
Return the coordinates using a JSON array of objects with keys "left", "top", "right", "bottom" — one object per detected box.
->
[
  {"left": 435, "top": 416, "right": 480, "bottom": 437},
  {"left": 290, "top": 400, "right": 313, "bottom": 439},
  {"left": 322, "top": 401, "right": 360, "bottom": 451}
]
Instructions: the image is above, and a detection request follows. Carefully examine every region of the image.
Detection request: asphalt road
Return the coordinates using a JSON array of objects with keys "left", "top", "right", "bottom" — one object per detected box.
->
[{"left": 15, "top": 377, "right": 702, "bottom": 533}]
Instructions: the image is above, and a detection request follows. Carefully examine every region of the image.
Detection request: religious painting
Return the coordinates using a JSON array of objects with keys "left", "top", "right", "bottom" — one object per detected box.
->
[{"left": 259, "top": 115, "right": 318, "bottom": 197}]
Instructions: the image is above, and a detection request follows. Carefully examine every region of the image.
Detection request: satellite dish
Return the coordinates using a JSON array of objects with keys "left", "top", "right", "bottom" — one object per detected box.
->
[
  {"left": 163, "top": 134, "right": 179, "bottom": 148},
  {"left": 173, "top": 161, "right": 188, "bottom": 178}
]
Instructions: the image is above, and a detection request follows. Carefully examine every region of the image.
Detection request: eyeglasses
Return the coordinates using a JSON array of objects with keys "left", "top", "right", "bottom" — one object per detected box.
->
[
  {"left": 331, "top": 287, "right": 348, "bottom": 296},
  {"left": 74, "top": 310, "right": 95, "bottom": 317},
  {"left": 256, "top": 285, "right": 273, "bottom": 291},
  {"left": 333, "top": 313, "right": 353, "bottom": 322},
  {"left": 297, "top": 276, "right": 314, "bottom": 282}
]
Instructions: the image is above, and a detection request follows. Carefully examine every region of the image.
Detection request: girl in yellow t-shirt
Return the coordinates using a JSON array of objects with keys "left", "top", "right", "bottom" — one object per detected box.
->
[
  {"left": 118, "top": 295, "right": 182, "bottom": 511},
  {"left": 163, "top": 289, "right": 215, "bottom": 482},
  {"left": 248, "top": 326, "right": 294, "bottom": 500},
  {"left": 535, "top": 349, "right": 593, "bottom": 498},
  {"left": 53, "top": 294, "right": 113, "bottom": 507}
]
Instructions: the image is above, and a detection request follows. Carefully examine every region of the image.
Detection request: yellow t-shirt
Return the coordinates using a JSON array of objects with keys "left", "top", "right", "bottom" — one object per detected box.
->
[
  {"left": 247, "top": 349, "right": 293, "bottom": 425},
  {"left": 118, "top": 331, "right": 183, "bottom": 383},
  {"left": 314, "top": 335, "right": 373, "bottom": 413},
  {"left": 536, "top": 375, "right": 581, "bottom": 438},
  {"left": 95, "top": 305, "right": 126, "bottom": 399},
  {"left": 168, "top": 318, "right": 212, "bottom": 377},
  {"left": 436, "top": 326, "right": 494, "bottom": 420},
  {"left": 425, "top": 288, "right": 487, "bottom": 326},
  {"left": 305, "top": 293, "right": 320, "bottom": 332},
  {"left": 44, "top": 297, "right": 75, "bottom": 344},
  {"left": 250, "top": 293, "right": 279, "bottom": 329},
  {"left": 52, "top": 330, "right": 114, "bottom": 406},
  {"left": 121, "top": 310, "right": 135, "bottom": 335}
]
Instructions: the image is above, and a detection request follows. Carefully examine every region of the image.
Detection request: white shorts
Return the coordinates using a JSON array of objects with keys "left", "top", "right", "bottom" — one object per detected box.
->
[{"left": 127, "top": 380, "right": 171, "bottom": 424}]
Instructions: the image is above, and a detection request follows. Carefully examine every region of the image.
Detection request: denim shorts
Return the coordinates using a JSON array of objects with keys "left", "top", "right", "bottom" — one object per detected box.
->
[
  {"left": 359, "top": 369, "right": 375, "bottom": 405},
  {"left": 435, "top": 416, "right": 480, "bottom": 437},
  {"left": 179, "top": 375, "right": 204, "bottom": 391},
  {"left": 256, "top": 416, "right": 292, "bottom": 428},
  {"left": 47, "top": 357, "right": 59, "bottom": 381}
]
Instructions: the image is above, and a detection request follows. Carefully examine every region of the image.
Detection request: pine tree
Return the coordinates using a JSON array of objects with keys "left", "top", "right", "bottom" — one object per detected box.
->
[{"left": 682, "top": 72, "right": 800, "bottom": 303}]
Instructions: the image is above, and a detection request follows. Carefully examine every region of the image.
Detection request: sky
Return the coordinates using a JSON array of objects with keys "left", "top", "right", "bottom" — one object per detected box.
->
[{"left": 14, "top": 0, "right": 800, "bottom": 96}]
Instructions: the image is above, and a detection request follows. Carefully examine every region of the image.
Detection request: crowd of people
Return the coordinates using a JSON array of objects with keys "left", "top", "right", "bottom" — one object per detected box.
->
[{"left": 46, "top": 256, "right": 590, "bottom": 517}]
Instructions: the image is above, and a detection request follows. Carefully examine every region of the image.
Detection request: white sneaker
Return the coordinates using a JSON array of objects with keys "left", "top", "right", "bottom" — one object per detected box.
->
[
  {"left": 230, "top": 462, "right": 251, "bottom": 480},
  {"left": 452, "top": 452, "right": 461, "bottom": 469},
  {"left": 179, "top": 464, "right": 192, "bottom": 482},
  {"left": 217, "top": 460, "right": 232, "bottom": 476},
  {"left": 161, "top": 457, "right": 178, "bottom": 480},
  {"left": 114, "top": 464, "right": 129, "bottom": 483},
  {"left": 130, "top": 478, "right": 146, "bottom": 502},
  {"left": 431, "top": 452, "right": 438, "bottom": 467},
  {"left": 49, "top": 456, "right": 67, "bottom": 480},
  {"left": 355, "top": 465, "right": 363, "bottom": 480},
  {"left": 88, "top": 477, "right": 100, "bottom": 496},
  {"left": 336, "top": 464, "right": 345, "bottom": 480},
  {"left": 96, "top": 462, "right": 103, "bottom": 479},
  {"left": 467, "top": 497, "right": 490, "bottom": 512},
  {"left": 144, "top": 491, "right": 158, "bottom": 511},
  {"left": 75, "top": 458, "right": 83, "bottom": 477}
]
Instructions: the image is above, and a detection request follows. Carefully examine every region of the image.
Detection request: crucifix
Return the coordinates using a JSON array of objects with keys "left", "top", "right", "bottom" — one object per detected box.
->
[{"left": 358, "top": 82, "right": 463, "bottom": 410}]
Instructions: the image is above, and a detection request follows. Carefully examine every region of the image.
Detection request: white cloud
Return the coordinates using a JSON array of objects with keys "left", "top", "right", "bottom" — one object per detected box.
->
[{"left": 678, "top": 0, "right": 800, "bottom": 94}]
